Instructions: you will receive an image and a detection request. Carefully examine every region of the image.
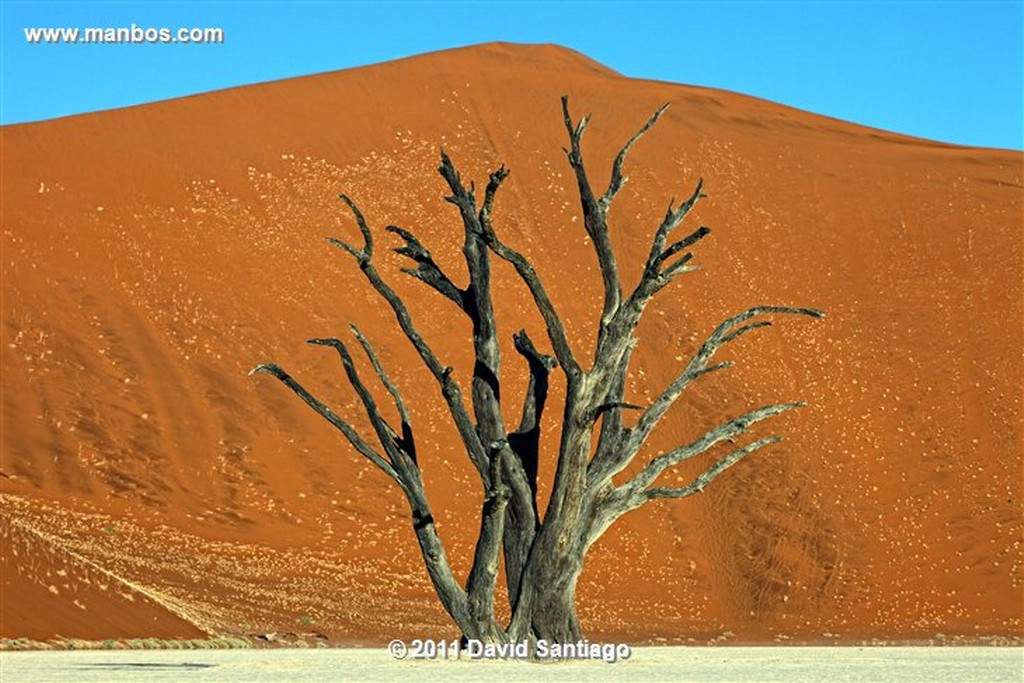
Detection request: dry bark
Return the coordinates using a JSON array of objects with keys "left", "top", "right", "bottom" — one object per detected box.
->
[{"left": 254, "top": 97, "right": 824, "bottom": 643}]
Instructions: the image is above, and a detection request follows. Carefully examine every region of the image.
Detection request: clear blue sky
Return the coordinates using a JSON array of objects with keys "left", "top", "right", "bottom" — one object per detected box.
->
[{"left": 2, "top": 1, "right": 1021, "bottom": 150}]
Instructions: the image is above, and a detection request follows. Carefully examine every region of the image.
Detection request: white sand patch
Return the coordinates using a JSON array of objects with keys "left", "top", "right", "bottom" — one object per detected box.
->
[{"left": 1, "top": 646, "right": 1021, "bottom": 682}]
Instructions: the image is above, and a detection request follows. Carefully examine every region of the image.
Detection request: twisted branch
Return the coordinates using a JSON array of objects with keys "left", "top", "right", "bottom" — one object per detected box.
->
[
  {"left": 248, "top": 363, "right": 399, "bottom": 484},
  {"left": 622, "top": 403, "right": 802, "bottom": 497},
  {"left": 439, "top": 151, "right": 582, "bottom": 381},
  {"left": 646, "top": 436, "right": 784, "bottom": 500},
  {"left": 326, "top": 195, "right": 490, "bottom": 482},
  {"left": 561, "top": 96, "right": 670, "bottom": 341},
  {"left": 386, "top": 225, "right": 465, "bottom": 307},
  {"left": 591, "top": 306, "right": 823, "bottom": 486}
]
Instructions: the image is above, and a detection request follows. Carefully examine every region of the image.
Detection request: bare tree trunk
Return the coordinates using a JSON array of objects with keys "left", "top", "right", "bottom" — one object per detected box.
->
[
  {"left": 528, "top": 574, "right": 584, "bottom": 643},
  {"left": 506, "top": 518, "right": 586, "bottom": 643},
  {"left": 253, "top": 95, "right": 824, "bottom": 647}
]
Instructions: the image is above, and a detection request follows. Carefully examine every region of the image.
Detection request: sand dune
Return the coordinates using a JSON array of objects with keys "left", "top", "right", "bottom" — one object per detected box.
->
[{"left": 2, "top": 42, "right": 1020, "bottom": 644}]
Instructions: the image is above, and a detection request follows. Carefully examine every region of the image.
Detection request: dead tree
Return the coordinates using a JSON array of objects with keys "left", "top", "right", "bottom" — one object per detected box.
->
[{"left": 252, "top": 97, "right": 823, "bottom": 644}]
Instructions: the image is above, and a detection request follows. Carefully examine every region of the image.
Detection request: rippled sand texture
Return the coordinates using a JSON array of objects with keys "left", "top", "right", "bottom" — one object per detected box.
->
[{"left": 2, "top": 43, "right": 1021, "bottom": 644}]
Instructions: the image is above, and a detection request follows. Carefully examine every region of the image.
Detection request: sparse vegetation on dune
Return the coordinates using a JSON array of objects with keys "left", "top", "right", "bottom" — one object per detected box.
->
[
  {"left": 1, "top": 43, "right": 1020, "bottom": 645},
  {"left": 0, "top": 636, "right": 254, "bottom": 651}
]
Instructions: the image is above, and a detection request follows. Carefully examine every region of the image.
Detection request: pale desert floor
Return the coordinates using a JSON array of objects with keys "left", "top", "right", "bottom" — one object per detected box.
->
[{"left": 1, "top": 647, "right": 1022, "bottom": 682}]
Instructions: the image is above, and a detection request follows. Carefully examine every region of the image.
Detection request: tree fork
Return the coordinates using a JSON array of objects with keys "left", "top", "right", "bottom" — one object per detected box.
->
[{"left": 254, "top": 96, "right": 824, "bottom": 646}]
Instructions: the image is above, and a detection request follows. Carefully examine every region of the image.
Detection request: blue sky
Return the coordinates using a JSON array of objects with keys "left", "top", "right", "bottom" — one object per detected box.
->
[{"left": 2, "top": 1, "right": 1021, "bottom": 150}]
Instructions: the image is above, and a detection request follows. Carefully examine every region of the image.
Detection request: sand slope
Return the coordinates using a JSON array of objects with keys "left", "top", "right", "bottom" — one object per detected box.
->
[{"left": 2, "top": 42, "right": 1021, "bottom": 643}]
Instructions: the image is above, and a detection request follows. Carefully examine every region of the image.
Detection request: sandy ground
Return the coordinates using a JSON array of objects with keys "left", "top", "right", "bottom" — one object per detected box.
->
[
  {"left": 2, "top": 43, "right": 1021, "bottom": 643},
  {"left": 1, "top": 647, "right": 1022, "bottom": 683}
]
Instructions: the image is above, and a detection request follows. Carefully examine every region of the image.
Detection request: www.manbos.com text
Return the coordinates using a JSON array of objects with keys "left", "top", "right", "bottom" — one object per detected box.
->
[{"left": 24, "top": 24, "right": 225, "bottom": 45}]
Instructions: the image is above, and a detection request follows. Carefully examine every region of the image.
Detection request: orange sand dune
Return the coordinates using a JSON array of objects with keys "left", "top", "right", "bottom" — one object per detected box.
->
[{"left": 2, "top": 42, "right": 1021, "bottom": 644}]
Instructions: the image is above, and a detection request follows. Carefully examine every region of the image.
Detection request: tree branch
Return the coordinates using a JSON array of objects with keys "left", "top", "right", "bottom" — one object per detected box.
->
[
  {"left": 560, "top": 96, "right": 622, "bottom": 332},
  {"left": 306, "top": 336, "right": 411, "bottom": 468},
  {"left": 480, "top": 165, "right": 510, "bottom": 228},
  {"left": 506, "top": 329, "right": 556, "bottom": 503},
  {"left": 328, "top": 193, "right": 374, "bottom": 263},
  {"left": 654, "top": 225, "right": 711, "bottom": 271},
  {"left": 386, "top": 225, "right": 465, "bottom": 308},
  {"left": 592, "top": 306, "right": 823, "bottom": 485},
  {"left": 251, "top": 360, "right": 471, "bottom": 628},
  {"left": 623, "top": 403, "right": 803, "bottom": 496},
  {"left": 591, "top": 401, "right": 642, "bottom": 422},
  {"left": 590, "top": 431, "right": 788, "bottom": 545},
  {"left": 650, "top": 183, "right": 706, "bottom": 263},
  {"left": 645, "top": 436, "right": 783, "bottom": 500},
  {"left": 436, "top": 153, "right": 544, "bottom": 614},
  {"left": 349, "top": 324, "right": 417, "bottom": 461},
  {"left": 327, "top": 194, "right": 490, "bottom": 481},
  {"left": 512, "top": 329, "right": 557, "bottom": 431},
  {"left": 438, "top": 151, "right": 582, "bottom": 380},
  {"left": 600, "top": 103, "right": 669, "bottom": 211},
  {"left": 630, "top": 183, "right": 709, "bottom": 303},
  {"left": 560, "top": 97, "right": 670, "bottom": 344},
  {"left": 248, "top": 363, "right": 400, "bottom": 484},
  {"left": 585, "top": 179, "right": 705, "bottom": 406},
  {"left": 631, "top": 306, "right": 822, "bottom": 449}
]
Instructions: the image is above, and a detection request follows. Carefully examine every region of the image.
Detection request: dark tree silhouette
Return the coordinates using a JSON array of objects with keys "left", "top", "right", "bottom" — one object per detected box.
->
[{"left": 252, "top": 97, "right": 823, "bottom": 644}]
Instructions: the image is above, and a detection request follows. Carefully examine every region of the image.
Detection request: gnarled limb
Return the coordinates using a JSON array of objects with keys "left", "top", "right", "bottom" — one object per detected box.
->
[
  {"left": 561, "top": 96, "right": 621, "bottom": 332},
  {"left": 552, "top": 110, "right": 708, "bottom": 454},
  {"left": 248, "top": 363, "right": 399, "bottom": 484},
  {"left": 384, "top": 158, "right": 556, "bottom": 617},
  {"left": 621, "top": 402, "right": 802, "bottom": 498},
  {"left": 249, "top": 355, "right": 470, "bottom": 630},
  {"left": 591, "top": 306, "right": 823, "bottom": 486},
  {"left": 329, "top": 193, "right": 374, "bottom": 262},
  {"left": 586, "top": 434, "right": 787, "bottom": 549},
  {"left": 436, "top": 151, "right": 505, "bottom": 422},
  {"left": 561, "top": 96, "right": 668, "bottom": 344},
  {"left": 349, "top": 324, "right": 411, "bottom": 431},
  {"left": 439, "top": 153, "right": 581, "bottom": 381},
  {"left": 600, "top": 103, "right": 669, "bottom": 211},
  {"left": 386, "top": 225, "right": 465, "bottom": 308},
  {"left": 465, "top": 444, "right": 512, "bottom": 641},
  {"left": 646, "top": 436, "right": 783, "bottom": 499},
  {"left": 634, "top": 306, "right": 822, "bottom": 441},
  {"left": 590, "top": 401, "right": 642, "bottom": 422},
  {"left": 622, "top": 183, "right": 709, "bottom": 320},
  {"left": 434, "top": 154, "right": 546, "bottom": 615},
  {"left": 509, "top": 329, "right": 556, "bottom": 496},
  {"left": 586, "top": 183, "right": 708, "bottom": 399},
  {"left": 328, "top": 196, "right": 490, "bottom": 483},
  {"left": 307, "top": 336, "right": 403, "bottom": 461},
  {"left": 308, "top": 330, "right": 420, "bottom": 469}
]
